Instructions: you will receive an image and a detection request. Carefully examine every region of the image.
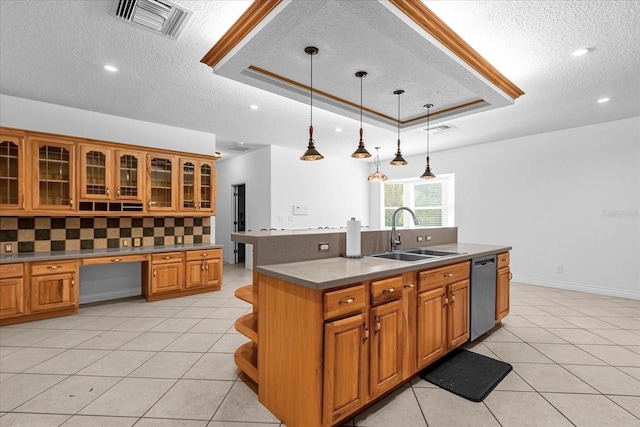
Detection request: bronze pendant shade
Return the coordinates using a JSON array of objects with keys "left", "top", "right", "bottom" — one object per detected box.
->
[
  {"left": 390, "top": 89, "right": 407, "bottom": 165},
  {"left": 420, "top": 103, "right": 436, "bottom": 179},
  {"left": 301, "top": 46, "right": 324, "bottom": 161},
  {"left": 351, "top": 71, "right": 371, "bottom": 158}
]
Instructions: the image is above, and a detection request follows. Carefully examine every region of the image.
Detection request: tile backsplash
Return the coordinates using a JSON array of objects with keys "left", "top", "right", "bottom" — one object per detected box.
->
[{"left": 0, "top": 217, "right": 211, "bottom": 254}]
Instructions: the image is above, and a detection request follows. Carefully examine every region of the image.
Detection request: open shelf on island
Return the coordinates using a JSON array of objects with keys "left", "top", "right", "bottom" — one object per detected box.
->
[
  {"left": 235, "top": 312, "right": 258, "bottom": 343},
  {"left": 235, "top": 341, "right": 258, "bottom": 384},
  {"left": 235, "top": 284, "right": 257, "bottom": 307}
]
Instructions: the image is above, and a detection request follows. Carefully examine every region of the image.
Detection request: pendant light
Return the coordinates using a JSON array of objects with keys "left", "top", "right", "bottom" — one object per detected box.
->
[
  {"left": 420, "top": 103, "right": 436, "bottom": 179},
  {"left": 390, "top": 89, "right": 407, "bottom": 165},
  {"left": 368, "top": 147, "right": 387, "bottom": 182},
  {"left": 300, "top": 46, "right": 324, "bottom": 161},
  {"left": 351, "top": 71, "right": 371, "bottom": 158}
]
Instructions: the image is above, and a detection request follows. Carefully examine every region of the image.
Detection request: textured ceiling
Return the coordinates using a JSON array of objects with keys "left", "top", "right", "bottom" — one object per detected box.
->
[{"left": 0, "top": 1, "right": 639, "bottom": 161}]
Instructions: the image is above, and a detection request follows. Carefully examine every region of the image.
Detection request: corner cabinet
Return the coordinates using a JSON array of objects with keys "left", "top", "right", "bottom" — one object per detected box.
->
[
  {"left": 0, "top": 130, "right": 27, "bottom": 211},
  {"left": 496, "top": 252, "right": 511, "bottom": 322},
  {"left": 30, "top": 136, "right": 76, "bottom": 212}
]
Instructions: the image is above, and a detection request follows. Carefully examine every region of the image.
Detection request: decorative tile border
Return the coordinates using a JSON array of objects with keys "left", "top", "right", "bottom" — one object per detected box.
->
[{"left": 0, "top": 217, "right": 211, "bottom": 253}]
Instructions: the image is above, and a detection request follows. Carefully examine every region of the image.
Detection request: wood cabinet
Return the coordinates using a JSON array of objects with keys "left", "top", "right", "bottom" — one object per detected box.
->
[
  {"left": 496, "top": 252, "right": 511, "bottom": 322},
  {"left": 148, "top": 252, "right": 184, "bottom": 295},
  {"left": 31, "top": 136, "right": 76, "bottom": 212},
  {"left": 180, "top": 158, "right": 216, "bottom": 214},
  {"left": 148, "top": 154, "right": 178, "bottom": 212},
  {"left": 0, "top": 264, "right": 26, "bottom": 319},
  {"left": 185, "top": 249, "right": 222, "bottom": 290},
  {"left": 417, "top": 286, "right": 446, "bottom": 368},
  {"left": 30, "top": 260, "right": 78, "bottom": 313},
  {"left": 0, "top": 130, "right": 27, "bottom": 210}
]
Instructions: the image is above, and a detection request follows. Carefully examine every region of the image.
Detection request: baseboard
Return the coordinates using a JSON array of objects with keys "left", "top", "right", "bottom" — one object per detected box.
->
[
  {"left": 512, "top": 275, "right": 640, "bottom": 300},
  {"left": 80, "top": 289, "right": 142, "bottom": 304}
]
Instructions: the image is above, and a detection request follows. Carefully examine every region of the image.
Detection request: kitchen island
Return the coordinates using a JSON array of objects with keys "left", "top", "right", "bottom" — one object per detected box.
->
[{"left": 231, "top": 228, "right": 511, "bottom": 427}]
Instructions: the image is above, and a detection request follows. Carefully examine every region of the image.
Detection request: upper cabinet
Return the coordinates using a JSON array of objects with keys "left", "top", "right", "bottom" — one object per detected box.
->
[
  {"left": 115, "top": 150, "right": 145, "bottom": 202},
  {"left": 148, "top": 154, "right": 178, "bottom": 212},
  {"left": 180, "top": 159, "right": 216, "bottom": 214},
  {"left": 0, "top": 130, "right": 26, "bottom": 210},
  {"left": 79, "top": 144, "right": 111, "bottom": 200},
  {"left": 31, "top": 136, "right": 76, "bottom": 212}
]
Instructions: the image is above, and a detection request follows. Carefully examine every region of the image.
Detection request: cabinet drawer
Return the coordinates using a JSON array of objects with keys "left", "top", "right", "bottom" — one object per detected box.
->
[
  {"left": 31, "top": 260, "right": 77, "bottom": 276},
  {"left": 0, "top": 263, "right": 23, "bottom": 278},
  {"left": 185, "top": 248, "right": 221, "bottom": 261},
  {"left": 370, "top": 275, "right": 402, "bottom": 306},
  {"left": 497, "top": 252, "right": 510, "bottom": 269},
  {"left": 418, "top": 261, "right": 470, "bottom": 292},
  {"left": 324, "top": 284, "right": 365, "bottom": 320},
  {"left": 151, "top": 252, "right": 183, "bottom": 264},
  {"left": 82, "top": 254, "right": 149, "bottom": 266}
]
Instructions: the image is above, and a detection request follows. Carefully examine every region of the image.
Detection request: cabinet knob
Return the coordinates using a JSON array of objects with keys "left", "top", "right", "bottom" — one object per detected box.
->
[
  {"left": 339, "top": 297, "right": 355, "bottom": 304},
  {"left": 444, "top": 273, "right": 453, "bottom": 278},
  {"left": 201, "top": 263, "right": 204, "bottom": 271},
  {"left": 117, "top": 188, "right": 121, "bottom": 197},
  {"left": 403, "top": 284, "right": 415, "bottom": 289},
  {"left": 509, "top": 272, "right": 513, "bottom": 280},
  {"left": 70, "top": 198, "right": 74, "bottom": 208},
  {"left": 111, "top": 258, "right": 122, "bottom": 263},
  {"left": 382, "top": 288, "right": 395, "bottom": 293},
  {"left": 363, "top": 323, "right": 369, "bottom": 341},
  {"left": 201, "top": 253, "right": 208, "bottom": 257},
  {"left": 106, "top": 188, "right": 110, "bottom": 197},
  {"left": 375, "top": 315, "right": 381, "bottom": 334},
  {"left": 153, "top": 268, "right": 156, "bottom": 278},
  {"left": 47, "top": 265, "right": 60, "bottom": 270}
]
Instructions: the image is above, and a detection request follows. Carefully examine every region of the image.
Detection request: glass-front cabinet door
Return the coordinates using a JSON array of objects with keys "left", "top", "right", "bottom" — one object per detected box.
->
[
  {"left": 179, "top": 159, "right": 216, "bottom": 213},
  {"left": 148, "top": 155, "right": 176, "bottom": 211},
  {"left": 180, "top": 159, "right": 197, "bottom": 210},
  {"left": 79, "top": 144, "right": 111, "bottom": 200},
  {"left": 0, "top": 132, "right": 25, "bottom": 210},
  {"left": 32, "top": 137, "right": 76, "bottom": 211},
  {"left": 199, "top": 161, "right": 215, "bottom": 213},
  {"left": 115, "top": 150, "right": 144, "bottom": 201}
]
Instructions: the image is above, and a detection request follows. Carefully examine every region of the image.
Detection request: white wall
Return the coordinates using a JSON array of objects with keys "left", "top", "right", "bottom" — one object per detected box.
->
[
  {"left": 215, "top": 146, "right": 272, "bottom": 264},
  {"left": 270, "top": 145, "right": 371, "bottom": 229},
  {"left": 0, "top": 95, "right": 217, "bottom": 155},
  {"left": 382, "top": 117, "right": 640, "bottom": 299}
]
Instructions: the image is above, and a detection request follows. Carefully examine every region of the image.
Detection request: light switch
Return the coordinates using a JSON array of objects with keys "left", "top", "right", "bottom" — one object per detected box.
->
[{"left": 293, "top": 205, "right": 309, "bottom": 215}]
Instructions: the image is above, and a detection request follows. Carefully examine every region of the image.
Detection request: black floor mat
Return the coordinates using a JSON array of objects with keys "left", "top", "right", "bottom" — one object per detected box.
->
[{"left": 419, "top": 348, "right": 512, "bottom": 402}]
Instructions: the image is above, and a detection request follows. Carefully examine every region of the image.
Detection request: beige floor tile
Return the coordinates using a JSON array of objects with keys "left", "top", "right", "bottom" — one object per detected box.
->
[
  {"left": 208, "top": 333, "right": 250, "bottom": 353},
  {"left": 207, "top": 307, "right": 251, "bottom": 319},
  {"left": 79, "top": 377, "right": 176, "bottom": 417},
  {"left": 493, "top": 370, "right": 534, "bottom": 391},
  {"left": 507, "top": 327, "right": 568, "bottom": 344},
  {"left": 129, "top": 352, "right": 202, "bottom": 378},
  {"left": 60, "top": 414, "right": 138, "bottom": 426},
  {"left": 219, "top": 299, "right": 252, "bottom": 309},
  {"left": 618, "top": 366, "right": 640, "bottom": 380},
  {"left": 0, "top": 347, "right": 65, "bottom": 373},
  {"left": 590, "top": 329, "right": 640, "bottom": 346},
  {"left": 173, "top": 307, "right": 218, "bottom": 319},
  {"left": 138, "top": 419, "right": 208, "bottom": 427},
  {"left": 27, "top": 349, "right": 110, "bottom": 375},
  {"left": 573, "top": 306, "right": 627, "bottom": 317},
  {"left": 411, "top": 387, "right": 497, "bottom": 427},
  {"left": 75, "top": 331, "right": 141, "bottom": 350},
  {"left": 163, "top": 333, "right": 222, "bottom": 352},
  {"left": 546, "top": 328, "right": 615, "bottom": 345},
  {"left": 78, "top": 304, "right": 125, "bottom": 316},
  {"left": 609, "top": 307, "right": 640, "bottom": 317},
  {"left": 119, "top": 332, "right": 181, "bottom": 351},
  {"left": 0, "top": 346, "right": 22, "bottom": 357},
  {"left": 21, "top": 315, "right": 98, "bottom": 330},
  {"left": 77, "top": 350, "right": 156, "bottom": 376},
  {"left": 484, "top": 391, "right": 573, "bottom": 427},
  {"left": 145, "top": 379, "right": 232, "bottom": 420},
  {"left": 522, "top": 316, "right": 578, "bottom": 329},
  {"left": 499, "top": 315, "right": 538, "bottom": 328},
  {"left": 463, "top": 341, "right": 500, "bottom": 359},
  {"left": 607, "top": 395, "right": 640, "bottom": 419},
  {"left": 211, "top": 381, "right": 280, "bottom": 423},
  {"left": 483, "top": 342, "right": 553, "bottom": 363},
  {"left": 536, "top": 306, "right": 586, "bottom": 316},
  {"left": 110, "top": 317, "right": 165, "bottom": 332},
  {"left": 628, "top": 346, "right": 640, "bottom": 355},
  {"left": 0, "top": 373, "right": 67, "bottom": 411},
  {"left": 149, "top": 318, "right": 201, "bottom": 333},
  {"left": 542, "top": 392, "right": 640, "bottom": 427},
  {"left": 354, "top": 386, "right": 427, "bottom": 426},
  {"left": 15, "top": 375, "right": 120, "bottom": 414},
  {"left": 183, "top": 353, "right": 239, "bottom": 381},
  {"left": 207, "top": 422, "right": 279, "bottom": 427},
  {"left": 598, "top": 316, "right": 640, "bottom": 329},
  {"left": 0, "top": 328, "right": 28, "bottom": 339},
  {"left": 558, "top": 315, "right": 620, "bottom": 329},
  {"left": 189, "top": 318, "right": 235, "bottom": 334},
  {"left": 106, "top": 305, "right": 156, "bottom": 317},
  {"left": 154, "top": 298, "right": 197, "bottom": 307},
  {"left": 0, "top": 372, "right": 16, "bottom": 382},
  {"left": 189, "top": 298, "right": 225, "bottom": 308},
  {"left": 511, "top": 363, "right": 596, "bottom": 393},
  {"left": 563, "top": 364, "right": 640, "bottom": 395},
  {"left": 137, "top": 306, "right": 185, "bottom": 318},
  {"left": 74, "top": 316, "right": 133, "bottom": 331},
  {"left": 578, "top": 345, "right": 640, "bottom": 367},
  {"left": 510, "top": 306, "right": 551, "bottom": 316},
  {"left": 32, "top": 329, "right": 103, "bottom": 348},
  {"left": 482, "top": 327, "right": 523, "bottom": 342},
  {"left": 0, "top": 412, "right": 71, "bottom": 426},
  {"left": 0, "top": 328, "right": 62, "bottom": 347},
  {"left": 530, "top": 343, "right": 607, "bottom": 365}
]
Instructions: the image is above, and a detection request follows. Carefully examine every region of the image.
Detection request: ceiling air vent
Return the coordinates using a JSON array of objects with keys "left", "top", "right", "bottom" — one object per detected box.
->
[
  {"left": 111, "top": 0, "right": 192, "bottom": 40},
  {"left": 228, "top": 142, "right": 252, "bottom": 152},
  {"left": 422, "top": 124, "right": 458, "bottom": 135}
]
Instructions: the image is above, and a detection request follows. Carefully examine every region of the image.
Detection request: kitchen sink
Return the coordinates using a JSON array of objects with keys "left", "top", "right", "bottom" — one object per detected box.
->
[
  {"left": 368, "top": 252, "right": 435, "bottom": 262},
  {"left": 401, "top": 249, "right": 461, "bottom": 257}
]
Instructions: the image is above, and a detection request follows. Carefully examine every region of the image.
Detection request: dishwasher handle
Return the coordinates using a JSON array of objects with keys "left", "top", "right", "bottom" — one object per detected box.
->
[{"left": 472, "top": 255, "right": 496, "bottom": 268}]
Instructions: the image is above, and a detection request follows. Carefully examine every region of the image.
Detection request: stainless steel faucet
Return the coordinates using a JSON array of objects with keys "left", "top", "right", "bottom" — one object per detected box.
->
[{"left": 390, "top": 207, "right": 418, "bottom": 251}]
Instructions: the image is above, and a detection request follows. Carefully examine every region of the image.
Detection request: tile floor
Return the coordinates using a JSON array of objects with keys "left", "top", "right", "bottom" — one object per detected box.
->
[{"left": 1, "top": 264, "right": 639, "bottom": 427}]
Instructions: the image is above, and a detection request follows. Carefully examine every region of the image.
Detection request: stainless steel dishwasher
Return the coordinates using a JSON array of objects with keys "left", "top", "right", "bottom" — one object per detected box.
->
[{"left": 470, "top": 255, "right": 497, "bottom": 340}]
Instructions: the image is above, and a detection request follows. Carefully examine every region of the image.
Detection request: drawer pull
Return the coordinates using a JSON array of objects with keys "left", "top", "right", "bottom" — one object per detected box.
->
[
  {"left": 403, "top": 284, "right": 415, "bottom": 289},
  {"left": 339, "top": 298, "right": 355, "bottom": 305},
  {"left": 111, "top": 258, "right": 123, "bottom": 263},
  {"left": 163, "top": 256, "right": 171, "bottom": 260},
  {"left": 444, "top": 273, "right": 453, "bottom": 278},
  {"left": 382, "top": 288, "right": 395, "bottom": 293},
  {"left": 47, "top": 265, "right": 61, "bottom": 270},
  {"left": 201, "top": 253, "right": 208, "bottom": 257},
  {"left": 153, "top": 268, "right": 156, "bottom": 278},
  {"left": 501, "top": 258, "right": 507, "bottom": 262}
]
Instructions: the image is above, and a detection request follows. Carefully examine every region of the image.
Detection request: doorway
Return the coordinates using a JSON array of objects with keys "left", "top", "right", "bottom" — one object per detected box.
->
[{"left": 232, "top": 183, "right": 246, "bottom": 263}]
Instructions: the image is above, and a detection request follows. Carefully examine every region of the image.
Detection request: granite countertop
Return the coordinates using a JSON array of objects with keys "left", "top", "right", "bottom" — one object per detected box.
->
[
  {"left": 0, "top": 243, "right": 223, "bottom": 264},
  {"left": 256, "top": 243, "right": 511, "bottom": 290}
]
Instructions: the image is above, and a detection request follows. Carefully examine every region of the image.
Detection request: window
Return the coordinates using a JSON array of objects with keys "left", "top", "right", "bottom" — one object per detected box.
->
[{"left": 382, "top": 174, "right": 455, "bottom": 228}]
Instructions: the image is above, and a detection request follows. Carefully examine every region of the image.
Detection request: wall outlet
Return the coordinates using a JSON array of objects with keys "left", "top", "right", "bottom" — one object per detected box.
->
[
  {"left": 556, "top": 265, "right": 563, "bottom": 274},
  {"left": 426, "top": 235, "right": 432, "bottom": 241},
  {"left": 416, "top": 236, "right": 424, "bottom": 242},
  {"left": 175, "top": 235, "right": 183, "bottom": 244},
  {"left": 132, "top": 238, "right": 142, "bottom": 247},
  {"left": 318, "top": 242, "right": 330, "bottom": 252},
  {"left": 4, "top": 243, "right": 13, "bottom": 253},
  {"left": 121, "top": 238, "right": 129, "bottom": 248}
]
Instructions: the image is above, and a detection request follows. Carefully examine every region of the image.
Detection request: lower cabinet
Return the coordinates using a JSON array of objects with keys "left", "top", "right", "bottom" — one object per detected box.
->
[
  {"left": 0, "top": 263, "right": 26, "bottom": 319},
  {"left": 185, "top": 249, "right": 222, "bottom": 289},
  {"left": 30, "top": 260, "right": 78, "bottom": 313},
  {"left": 496, "top": 251, "right": 511, "bottom": 322},
  {"left": 149, "top": 252, "right": 184, "bottom": 295}
]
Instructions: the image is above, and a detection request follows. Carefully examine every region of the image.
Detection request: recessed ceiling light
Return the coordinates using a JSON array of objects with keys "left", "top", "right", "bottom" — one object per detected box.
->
[
  {"left": 335, "top": 128, "right": 342, "bottom": 132},
  {"left": 104, "top": 64, "right": 118, "bottom": 72},
  {"left": 597, "top": 97, "right": 610, "bottom": 103},
  {"left": 571, "top": 48, "right": 590, "bottom": 57},
  {"left": 249, "top": 104, "right": 259, "bottom": 110}
]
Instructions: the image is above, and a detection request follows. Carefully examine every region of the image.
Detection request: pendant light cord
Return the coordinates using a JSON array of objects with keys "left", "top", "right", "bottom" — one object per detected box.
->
[
  {"left": 310, "top": 50, "right": 313, "bottom": 127},
  {"left": 360, "top": 76, "right": 363, "bottom": 129},
  {"left": 397, "top": 92, "right": 401, "bottom": 148}
]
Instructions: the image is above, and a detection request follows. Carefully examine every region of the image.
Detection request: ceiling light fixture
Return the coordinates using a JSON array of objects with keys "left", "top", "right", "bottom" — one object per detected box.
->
[
  {"left": 420, "top": 103, "right": 436, "bottom": 180},
  {"left": 368, "top": 147, "right": 387, "bottom": 182},
  {"left": 351, "top": 71, "right": 371, "bottom": 158},
  {"left": 390, "top": 90, "right": 407, "bottom": 165},
  {"left": 571, "top": 48, "right": 590, "bottom": 57},
  {"left": 104, "top": 65, "right": 118, "bottom": 72},
  {"left": 300, "top": 46, "right": 323, "bottom": 161},
  {"left": 597, "top": 97, "right": 610, "bottom": 103},
  {"left": 249, "top": 104, "right": 259, "bottom": 110}
]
